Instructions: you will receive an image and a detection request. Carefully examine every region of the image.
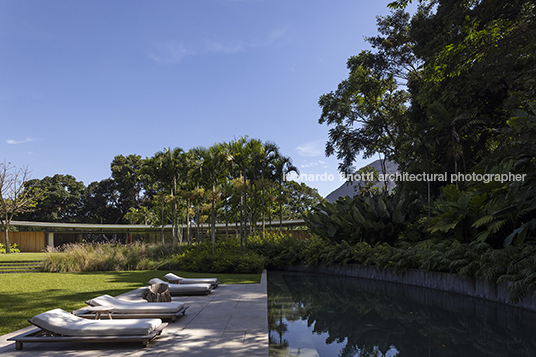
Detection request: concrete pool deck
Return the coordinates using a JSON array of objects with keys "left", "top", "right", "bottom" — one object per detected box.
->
[{"left": 0, "top": 270, "right": 269, "bottom": 356}]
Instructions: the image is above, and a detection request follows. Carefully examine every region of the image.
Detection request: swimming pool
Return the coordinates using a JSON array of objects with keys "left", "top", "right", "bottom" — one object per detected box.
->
[{"left": 268, "top": 270, "right": 536, "bottom": 357}]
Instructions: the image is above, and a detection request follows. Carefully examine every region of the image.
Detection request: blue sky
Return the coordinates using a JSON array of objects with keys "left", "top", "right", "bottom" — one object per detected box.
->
[{"left": 1, "top": 0, "right": 409, "bottom": 197}]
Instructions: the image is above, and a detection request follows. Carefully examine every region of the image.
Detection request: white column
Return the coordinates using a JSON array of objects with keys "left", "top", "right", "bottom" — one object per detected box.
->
[{"left": 47, "top": 232, "right": 54, "bottom": 248}]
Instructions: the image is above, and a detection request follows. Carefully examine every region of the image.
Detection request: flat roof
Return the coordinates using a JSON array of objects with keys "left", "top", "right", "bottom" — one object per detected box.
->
[{"left": 10, "top": 220, "right": 306, "bottom": 234}]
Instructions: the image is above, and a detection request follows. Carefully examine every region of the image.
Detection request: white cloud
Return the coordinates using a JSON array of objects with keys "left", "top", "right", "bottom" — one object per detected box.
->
[
  {"left": 149, "top": 42, "right": 197, "bottom": 64},
  {"left": 300, "top": 160, "right": 330, "bottom": 169},
  {"left": 6, "top": 137, "right": 33, "bottom": 145},
  {"left": 150, "top": 26, "right": 287, "bottom": 64},
  {"left": 296, "top": 139, "right": 325, "bottom": 157},
  {"left": 149, "top": 40, "right": 247, "bottom": 64},
  {"left": 205, "top": 40, "right": 246, "bottom": 54}
]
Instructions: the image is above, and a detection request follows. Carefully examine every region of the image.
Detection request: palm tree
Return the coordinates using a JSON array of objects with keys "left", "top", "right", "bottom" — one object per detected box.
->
[
  {"left": 187, "top": 148, "right": 206, "bottom": 243},
  {"left": 271, "top": 154, "right": 298, "bottom": 231},
  {"left": 252, "top": 141, "right": 278, "bottom": 238},
  {"left": 145, "top": 147, "right": 186, "bottom": 246},
  {"left": 195, "top": 144, "right": 226, "bottom": 253},
  {"left": 168, "top": 147, "right": 186, "bottom": 245},
  {"left": 226, "top": 137, "right": 249, "bottom": 251},
  {"left": 219, "top": 142, "right": 234, "bottom": 239},
  {"left": 144, "top": 150, "right": 172, "bottom": 244}
]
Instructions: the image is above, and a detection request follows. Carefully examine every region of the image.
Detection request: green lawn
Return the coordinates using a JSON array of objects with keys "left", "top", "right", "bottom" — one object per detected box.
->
[
  {"left": 0, "top": 253, "right": 46, "bottom": 261},
  {"left": 0, "top": 270, "right": 261, "bottom": 336}
]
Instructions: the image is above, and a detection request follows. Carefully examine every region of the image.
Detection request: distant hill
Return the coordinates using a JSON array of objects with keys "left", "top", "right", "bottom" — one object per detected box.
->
[{"left": 325, "top": 160, "right": 399, "bottom": 203}]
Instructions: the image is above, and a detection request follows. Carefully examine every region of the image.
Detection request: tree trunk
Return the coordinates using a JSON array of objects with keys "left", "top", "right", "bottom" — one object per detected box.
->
[
  {"left": 262, "top": 187, "right": 265, "bottom": 239},
  {"left": 211, "top": 182, "right": 216, "bottom": 254},
  {"left": 196, "top": 184, "right": 200, "bottom": 241},
  {"left": 186, "top": 198, "right": 191, "bottom": 245},
  {"left": 279, "top": 182, "right": 283, "bottom": 232},
  {"left": 252, "top": 186, "right": 258, "bottom": 235},
  {"left": 243, "top": 174, "right": 248, "bottom": 254},
  {"left": 161, "top": 192, "right": 165, "bottom": 245},
  {"left": 172, "top": 177, "right": 178, "bottom": 246},
  {"left": 240, "top": 192, "right": 244, "bottom": 250},
  {"left": 4, "top": 226, "right": 11, "bottom": 254},
  {"left": 269, "top": 198, "right": 272, "bottom": 233},
  {"left": 224, "top": 201, "right": 229, "bottom": 239}
]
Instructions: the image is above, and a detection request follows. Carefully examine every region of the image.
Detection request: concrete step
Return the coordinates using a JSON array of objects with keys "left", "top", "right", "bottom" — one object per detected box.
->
[{"left": 0, "top": 261, "right": 43, "bottom": 273}]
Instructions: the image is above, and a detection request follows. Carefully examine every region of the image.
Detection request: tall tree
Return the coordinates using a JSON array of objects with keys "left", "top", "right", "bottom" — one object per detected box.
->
[
  {"left": 144, "top": 147, "right": 186, "bottom": 245},
  {"left": 320, "top": 0, "right": 536, "bottom": 201},
  {"left": 271, "top": 154, "right": 298, "bottom": 231},
  {"left": 20, "top": 174, "right": 85, "bottom": 222},
  {"left": 198, "top": 144, "right": 226, "bottom": 253},
  {"left": 318, "top": 49, "right": 411, "bottom": 175},
  {"left": 110, "top": 154, "right": 148, "bottom": 223},
  {"left": 80, "top": 179, "right": 121, "bottom": 224},
  {"left": 226, "top": 137, "right": 250, "bottom": 250}
]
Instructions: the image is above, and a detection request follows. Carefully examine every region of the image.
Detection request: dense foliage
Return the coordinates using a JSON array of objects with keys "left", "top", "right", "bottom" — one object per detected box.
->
[
  {"left": 319, "top": 0, "right": 536, "bottom": 198},
  {"left": 304, "top": 192, "right": 420, "bottom": 245},
  {"left": 0, "top": 243, "right": 20, "bottom": 254},
  {"left": 314, "top": 0, "right": 536, "bottom": 250},
  {"left": 161, "top": 240, "right": 266, "bottom": 274}
]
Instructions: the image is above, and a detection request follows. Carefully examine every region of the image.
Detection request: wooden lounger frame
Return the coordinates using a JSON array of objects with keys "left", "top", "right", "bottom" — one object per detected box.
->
[
  {"left": 75, "top": 305, "right": 189, "bottom": 323},
  {"left": 168, "top": 286, "right": 213, "bottom": 296},
  {"left": 8, "top": 321, "right": 168, "bottom": 350}
]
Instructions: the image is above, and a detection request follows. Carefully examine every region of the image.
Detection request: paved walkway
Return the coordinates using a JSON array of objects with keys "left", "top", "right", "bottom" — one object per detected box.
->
[{"left": 0, "top": 271, "right": 268, "bottom": 356}]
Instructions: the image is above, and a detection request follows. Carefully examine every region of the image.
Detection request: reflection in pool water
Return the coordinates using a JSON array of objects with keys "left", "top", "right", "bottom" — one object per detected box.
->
[{"left": 268, "top": 270, "right": 536, "bottom": 357}]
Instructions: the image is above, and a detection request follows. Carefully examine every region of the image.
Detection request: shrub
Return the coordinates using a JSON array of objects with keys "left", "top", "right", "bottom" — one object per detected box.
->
[
  {"left": 42, "top": 243, "right": 165, "bottom": 272},
  {"left": 0, "top": 243, "right": 21, "bottom": 253},
  {"left": 161, "top": 240, "right": 266, "bottom": 274}
]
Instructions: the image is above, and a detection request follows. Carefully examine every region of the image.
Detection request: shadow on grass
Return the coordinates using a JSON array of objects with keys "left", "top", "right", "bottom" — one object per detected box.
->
[{"left": 0, "top": 288, "right": 129, "bottom": 335}]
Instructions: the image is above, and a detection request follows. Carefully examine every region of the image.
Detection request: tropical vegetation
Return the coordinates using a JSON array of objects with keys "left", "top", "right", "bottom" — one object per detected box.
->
[
  {"left": 14, "top": 137, "right": 324, "bottom": 250},
  {"left": 302, "top": 0, "right": 536, "bottom": 301}
]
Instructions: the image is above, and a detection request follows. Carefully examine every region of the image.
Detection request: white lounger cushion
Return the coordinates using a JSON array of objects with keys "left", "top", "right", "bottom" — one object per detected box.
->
[
  {"left": 163, "top": 272, "right": 218, "bottom": 285},
  {"left": 86, "top": 294, "right": 185, "bottom": 313},
  {"left": 29, "top": 309, "right": 162, "bottom": 336},
  {"left": 148, "top": 278, "right": 170, "bottom": 285},
  {"left": 148, "top": 278, "right": 212, "bottom": 294}
]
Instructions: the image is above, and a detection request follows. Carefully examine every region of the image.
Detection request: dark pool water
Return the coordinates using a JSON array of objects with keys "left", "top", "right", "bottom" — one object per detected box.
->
[{"left": 267, "top": 270, "right": 536, "bottom": 357}]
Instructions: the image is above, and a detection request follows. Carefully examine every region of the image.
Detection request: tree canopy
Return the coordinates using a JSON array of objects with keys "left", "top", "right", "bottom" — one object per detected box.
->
[{"left": 319, "top": 0, "right": 536, "bottom": 195}]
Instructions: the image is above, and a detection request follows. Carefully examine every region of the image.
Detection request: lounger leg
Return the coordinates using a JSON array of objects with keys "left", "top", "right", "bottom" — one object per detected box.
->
[{"left": 15, "top": 341, "right": 23, "bottom": 350}]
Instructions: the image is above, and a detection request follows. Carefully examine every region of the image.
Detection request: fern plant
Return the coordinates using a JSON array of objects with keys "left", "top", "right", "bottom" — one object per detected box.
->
[
  {"left": 426, "top": 184, "right": 489, "bottom": 243},
  {"left": 475, "top": 103, "right": 536, "bottom": 247}
]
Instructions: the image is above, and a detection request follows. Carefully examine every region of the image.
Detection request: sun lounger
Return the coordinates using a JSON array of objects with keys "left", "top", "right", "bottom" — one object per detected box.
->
[
  {"left": 80, "top": 294, "right": 189, "bottom": 322},
  {"left": 148, "top": 278, "right": 212, "bottom": 296},
  {"left": 163, "top": 272, "right": 220, "bottom": 287},
  {"left": 8, "top": 308, "right": 167, "bottom": 350}
]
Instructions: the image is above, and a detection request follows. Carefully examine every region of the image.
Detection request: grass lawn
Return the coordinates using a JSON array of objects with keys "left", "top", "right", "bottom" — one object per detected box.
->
[
  {"left": 0, "top": 270, "right": 261, "bottom": 336},
  {"left": 0, "top": 253, "right": 46, "bottom": 261}
]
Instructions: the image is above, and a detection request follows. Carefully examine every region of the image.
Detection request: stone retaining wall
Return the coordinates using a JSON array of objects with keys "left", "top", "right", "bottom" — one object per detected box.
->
[{"left": 280, "top": 263, "right": 536, "bottom": 312}]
